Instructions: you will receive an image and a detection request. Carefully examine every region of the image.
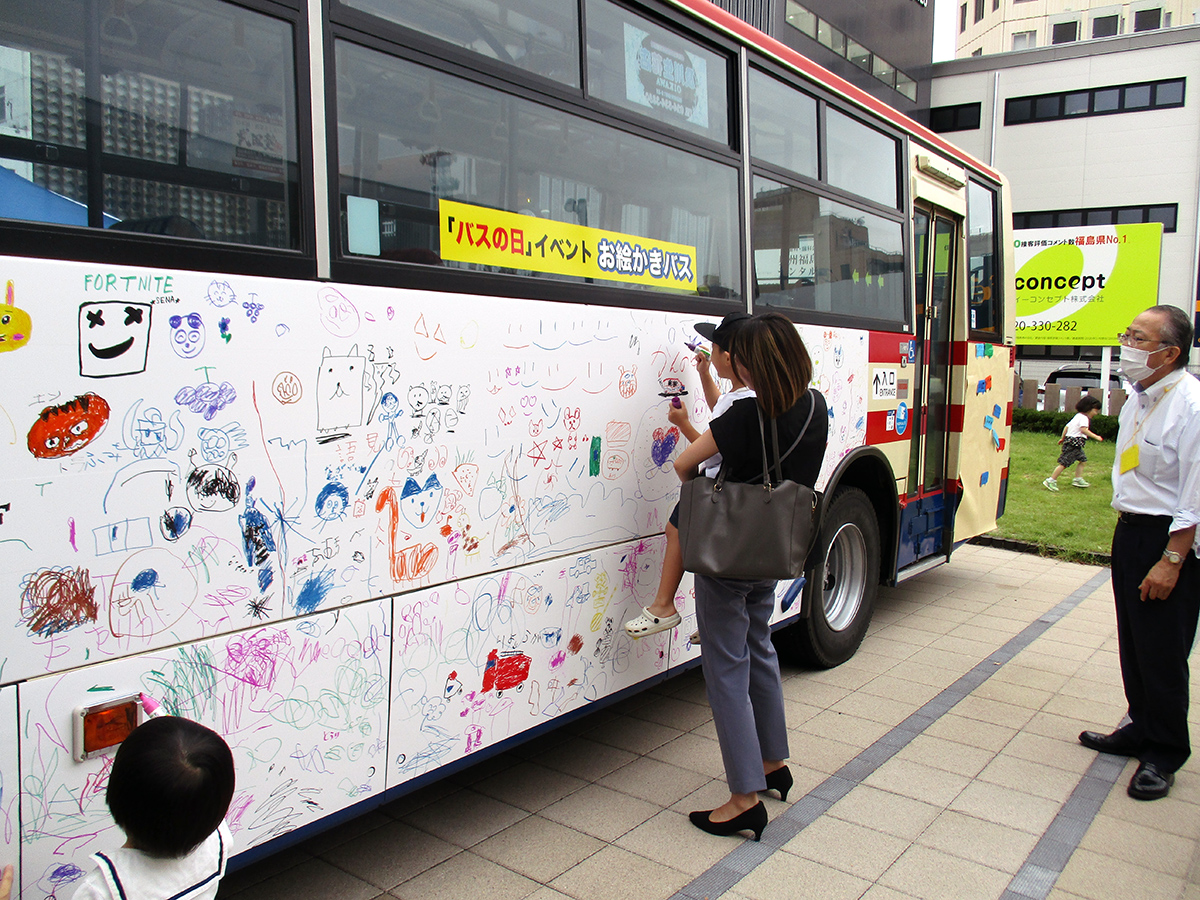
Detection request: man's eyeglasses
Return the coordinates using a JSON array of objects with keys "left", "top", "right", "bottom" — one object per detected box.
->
[{"left": 1117, "top": 332, "right": 1168, "bottom": 348}]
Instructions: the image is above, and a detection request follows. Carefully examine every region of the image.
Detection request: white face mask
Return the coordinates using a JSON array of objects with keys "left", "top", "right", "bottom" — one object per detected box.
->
[{"left": 1120, "top": 345, "right": 1163, "bottom": 383}]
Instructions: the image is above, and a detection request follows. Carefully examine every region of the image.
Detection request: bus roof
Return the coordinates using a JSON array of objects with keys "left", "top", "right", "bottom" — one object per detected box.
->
[{"left": 668, "top": 0, "right": 1005, "bottom": 184}]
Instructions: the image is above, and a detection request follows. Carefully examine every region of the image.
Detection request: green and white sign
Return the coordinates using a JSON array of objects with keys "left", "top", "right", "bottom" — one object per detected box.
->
[{"left": 1013, "top": 222, "right": 1162, "bottom": 345}]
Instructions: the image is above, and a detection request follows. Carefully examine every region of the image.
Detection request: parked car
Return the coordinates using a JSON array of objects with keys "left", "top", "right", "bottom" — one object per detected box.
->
[{"left": 1034, "top": 365, "right": 1126, "bottom": 411}]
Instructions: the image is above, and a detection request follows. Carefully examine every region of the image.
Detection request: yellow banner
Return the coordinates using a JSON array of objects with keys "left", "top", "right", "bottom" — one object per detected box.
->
[{"left": 438, "top": 199, "right": 698, "bottom": 291}]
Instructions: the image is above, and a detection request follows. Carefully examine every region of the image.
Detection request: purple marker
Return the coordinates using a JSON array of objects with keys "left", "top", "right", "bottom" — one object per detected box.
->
[
  {"left": 684, "top": 338, "right": 711, "bottom": 358},
  {"left": 671, "top": 397, "right": 682, "bottom": 408},
  {"left": 140, "top": 692, "right": 167, "bottom": 718}
]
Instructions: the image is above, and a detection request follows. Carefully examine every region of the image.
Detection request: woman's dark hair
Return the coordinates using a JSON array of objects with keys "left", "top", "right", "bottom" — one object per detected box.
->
[
  {"left": 1075, "top": 395, "right": 1101, "bottom": 414},
  {"left": 106, "top": 716, "right": 235, "bottom": 858},
  {"left": 730, "top": 313, "right": 812, "bottom": 418}
]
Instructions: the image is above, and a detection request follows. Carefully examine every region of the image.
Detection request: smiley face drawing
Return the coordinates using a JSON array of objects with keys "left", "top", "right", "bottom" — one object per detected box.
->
[
  {"left": 0, "top": 280, "right": 32, "bottom": 353},
  {"left": 79, "top": 301, "right": 152, "bottom": 377}
]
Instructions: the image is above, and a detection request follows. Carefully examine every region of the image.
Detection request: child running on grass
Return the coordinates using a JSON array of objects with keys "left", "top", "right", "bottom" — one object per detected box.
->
[
  {"left": 624, "top": 312, "right": 754, "bottom": 639},
  {"left": 1043, "top": 394, "right": 1104, "bottom": 491}
]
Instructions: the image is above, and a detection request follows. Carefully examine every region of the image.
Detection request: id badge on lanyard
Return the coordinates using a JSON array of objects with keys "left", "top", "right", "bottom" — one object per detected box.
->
[{"left": 1119, "top": 443, "right": 1140, "bottom": 474}]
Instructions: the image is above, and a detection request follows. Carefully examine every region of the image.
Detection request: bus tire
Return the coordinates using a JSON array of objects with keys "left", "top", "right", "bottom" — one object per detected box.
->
[{"left": 777, "top": 486, "right": 879, "bottom": 668}]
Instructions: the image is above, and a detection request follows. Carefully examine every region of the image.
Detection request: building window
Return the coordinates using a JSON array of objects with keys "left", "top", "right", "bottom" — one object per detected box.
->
[
  {"left": 960, "top": 4, "right": 967, "bottom": 32},
  {"left": 1134, "top": 8, "right": 1162, "bottom": 31},
  {"left": 1052, "top": 21, "right": 1079, "bottom": 43},
  {"left": 1013, "top": 204, "right": 1178, "bottom": 233},
  {"left": 1005, "top": 77, "right": 1186, "bottom": 124},
  {"left": 784, "top": 1, "right": 817, "bottom": 38},
  {"left": 846, "top": 39, "right": 872, "bottom": 73},
  {"left": 0, "top": 85, "right": 6, "bottom": 123},
  {"left": 993, "top": 0, "right": 1000, "bottom": 9},
  {"left": 975, "top": 0, "right": 985, "bottom": 22},
  {"left": 930, "top": 102, "right": 982, "bottom": 133},
  {"left": 1092, "top": 14, "right": 1119, "bottom": 37},
  {"left": 783, "top": 2, "right": 917, "bottom": 101},
  {"left": 1012, "top": 30, "right": 1036, "bottom": 50},
  {"left": 817, "top": 18, "right": 846, "bottom": 55}
]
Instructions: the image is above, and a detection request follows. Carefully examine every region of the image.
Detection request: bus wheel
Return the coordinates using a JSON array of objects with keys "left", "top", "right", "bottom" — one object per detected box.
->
[{"left": 777, "top": 487, "right": 879, "bottom": 668}]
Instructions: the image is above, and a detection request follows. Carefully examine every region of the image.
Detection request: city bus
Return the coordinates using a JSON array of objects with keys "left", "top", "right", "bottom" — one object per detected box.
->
[{"left": 0, "top": 0, "right": 1014, "bottom": 892}]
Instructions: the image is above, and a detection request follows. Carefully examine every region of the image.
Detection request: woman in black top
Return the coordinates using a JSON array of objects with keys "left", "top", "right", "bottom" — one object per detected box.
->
[{"left": 671, "top": 313, "right": 828, "bottom": 840}]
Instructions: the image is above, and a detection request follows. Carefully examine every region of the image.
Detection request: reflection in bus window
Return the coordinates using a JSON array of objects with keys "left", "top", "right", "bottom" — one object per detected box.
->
[
  {"left": 752, "top": 177, "right": 905, "bottom": 325},
  {"left": 343, "top": 0, "right": 580, "bottom": 87},
  {"left": 825, "top": 108, "right": 898, "bottom": 209},
  {"left": 748, "top": 68, "right": 817, "bottom": 179},
  {"left": 968, "top": 180, "right": 999, "bottom": 335},
  {"left": 0, "top": 0, "right": 300, "bottom": 248},
  {"left": 335, "top": 40, "right": 741, "bottom": 298},
  {"left": 584, "top": 0, "right": 729, "bottom": 146}
]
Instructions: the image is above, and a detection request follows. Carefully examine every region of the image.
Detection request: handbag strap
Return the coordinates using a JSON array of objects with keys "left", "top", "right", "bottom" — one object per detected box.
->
[
  {"left": 766, "top": 390, "right": 815, "bottom": 487},
  {"left": 713, "top": 390, "right": 815, "bottom": 491}
]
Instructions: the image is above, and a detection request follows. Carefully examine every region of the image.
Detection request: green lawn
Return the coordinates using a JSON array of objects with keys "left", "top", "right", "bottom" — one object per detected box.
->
[{"left": 988, "top": 430, "right": 1116, "bottom": 561}]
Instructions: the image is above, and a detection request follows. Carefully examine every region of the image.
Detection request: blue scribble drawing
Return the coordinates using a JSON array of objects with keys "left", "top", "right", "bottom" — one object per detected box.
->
[
  {"left": 315, "top": 482, "right": 350, "bottom": 523},
  {"left": 295, "top": 567, "right": 336, "bottom": 614},
  {"left": 175, "top": 381, "right": 237, "bottom": 420}
]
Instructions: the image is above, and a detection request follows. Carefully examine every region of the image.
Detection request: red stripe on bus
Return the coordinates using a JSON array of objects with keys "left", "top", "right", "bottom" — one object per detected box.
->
[
  {"left": 670, "top": 0, "right": 1004, "bottom": 182},
  {"left": 865, "top": 409, "right": 906, "bottom": 444},
  {"left": 869, "top": 331, "right": 911, "bottom": 362}
]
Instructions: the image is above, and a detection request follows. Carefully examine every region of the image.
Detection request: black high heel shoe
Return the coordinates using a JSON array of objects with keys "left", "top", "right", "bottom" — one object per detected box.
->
[
  {"left": 763, "top": 765, "right": 793, "bottom": 802},
  {"left": 689, "top": 801, "right": 768, "bottom": 841}
]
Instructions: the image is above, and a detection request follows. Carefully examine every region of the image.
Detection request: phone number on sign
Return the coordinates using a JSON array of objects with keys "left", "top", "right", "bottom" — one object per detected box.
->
[{"left": 1016, "top": 320, "right": 1077, "bottom": 332}]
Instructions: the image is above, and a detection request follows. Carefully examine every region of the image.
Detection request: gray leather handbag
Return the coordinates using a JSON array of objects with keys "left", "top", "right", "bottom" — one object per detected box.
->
[{"left": 677, "top": 394, "right": 817, "bottom": 581}]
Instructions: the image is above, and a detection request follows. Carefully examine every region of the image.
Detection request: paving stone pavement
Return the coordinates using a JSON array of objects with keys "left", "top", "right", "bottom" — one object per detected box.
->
[{"left": 216, "top": 545, "right": 1200, "bottom": 900}]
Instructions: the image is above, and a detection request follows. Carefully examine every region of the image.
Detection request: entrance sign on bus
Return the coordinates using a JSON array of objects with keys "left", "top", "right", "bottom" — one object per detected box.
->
[
  {"left": 1013, "top": 222, "right": 1163, "bottom": 345},
  {"left": 439, "top": 199, "right": 699, "bottom": 290}
]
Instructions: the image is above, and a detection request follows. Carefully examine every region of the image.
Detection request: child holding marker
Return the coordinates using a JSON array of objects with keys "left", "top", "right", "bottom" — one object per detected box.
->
[
  {"left": 72, "top": 696, "right": 235, "bottom": 900},
  {"left": 624, "top": 312, "right": 754, "bottom": 639},
  {"left": 1043, "top": 395, "right": 1104, "bottom": 491}
]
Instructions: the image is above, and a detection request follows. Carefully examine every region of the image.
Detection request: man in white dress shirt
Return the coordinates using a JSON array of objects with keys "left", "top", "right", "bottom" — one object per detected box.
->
[{"left": 1078, "top": 305, "right": 1200, "bottom": 800}]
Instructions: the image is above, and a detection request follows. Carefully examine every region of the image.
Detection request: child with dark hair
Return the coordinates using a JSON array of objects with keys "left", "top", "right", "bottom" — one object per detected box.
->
[
  {"left": 1044, "top": 394, "right": 1104, "bottom": 491},
  {"left": 73, "top": 716, "right": 235, "bottom": 900},
  {"left": 624, "top": 312, "right": 753, "bottom": 639}
]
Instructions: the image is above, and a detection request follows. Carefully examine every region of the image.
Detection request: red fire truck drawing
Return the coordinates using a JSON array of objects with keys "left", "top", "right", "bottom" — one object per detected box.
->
[{"left": 481, "top": 648, "right": 531, "bottom": 695}]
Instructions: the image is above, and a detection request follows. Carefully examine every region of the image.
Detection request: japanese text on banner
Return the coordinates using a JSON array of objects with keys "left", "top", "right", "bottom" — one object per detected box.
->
[{"left": 438, "top": 199, "right": 698, "bottom": 291}]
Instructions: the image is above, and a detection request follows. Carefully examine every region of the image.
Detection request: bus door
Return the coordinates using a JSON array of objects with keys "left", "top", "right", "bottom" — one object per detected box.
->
[{"left": 900, "top": 206, "right": 957, "bottom": 568}]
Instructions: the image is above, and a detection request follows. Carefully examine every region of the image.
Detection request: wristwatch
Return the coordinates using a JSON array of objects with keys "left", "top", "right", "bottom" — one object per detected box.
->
[{"left": 1162, "top": 549, "right": 1184, "bottom": 565}]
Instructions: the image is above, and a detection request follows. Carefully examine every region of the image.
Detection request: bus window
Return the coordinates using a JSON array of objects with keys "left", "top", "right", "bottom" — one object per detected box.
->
[
  {"left": 752, "top": 176, "right": 905, "bottom": 326},
  {"left": 342, "top": 0, "right": 580, "bottom": 87},
  {"left": 748, "top": 68, "right": 818, "bottom": 180},
  {"left": 584, "top": 0, "right": 730, "bottom": 146},
  {"left": 335, "top": 40, "right": 741, "bottom": 299},
  {"left": 825, "top": 108, "right": 899, "bottom": 210},
  {"left": 968, "top": 180, "right": 1000, "bottom": 336},
  {"left": 0, "top": 0, "right": 301, "bottom": 249}
]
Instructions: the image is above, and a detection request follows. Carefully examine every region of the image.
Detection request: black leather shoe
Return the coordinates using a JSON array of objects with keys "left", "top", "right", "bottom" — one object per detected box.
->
[
  {"left": 762, "top": 765, "right": 793, "bottom": 802},
  {"left": 689, "top": 802, "right": 767, "bottom": 841},
  {"left": 1078, "top": 729, "right": 1140, "bottom": 756},
  {"left": 1128, "top": 761, "right": 1174, "bottom": 800}
]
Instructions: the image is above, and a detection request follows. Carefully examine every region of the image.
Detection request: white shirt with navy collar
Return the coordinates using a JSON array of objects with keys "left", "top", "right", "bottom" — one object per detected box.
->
[
  {"left": 71, "top": 822, "right": 231, "bottom": 900},
  {"left": 1112, "top": 367, "right": 1200, "bottom": 554}
]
